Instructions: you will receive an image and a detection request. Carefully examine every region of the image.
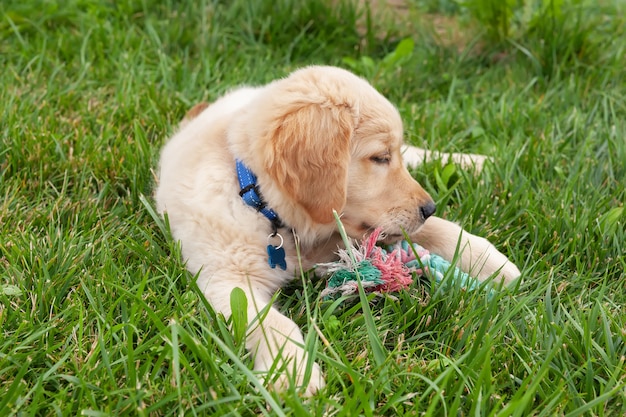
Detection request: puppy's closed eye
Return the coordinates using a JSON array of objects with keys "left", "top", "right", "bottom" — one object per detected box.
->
[{"left": 370, "top": 153, "right": 391, "bottom": 164}]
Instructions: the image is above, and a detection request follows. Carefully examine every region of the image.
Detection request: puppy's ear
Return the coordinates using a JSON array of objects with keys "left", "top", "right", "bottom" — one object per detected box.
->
[
  {"left": 265, "top": 104, "right": 354, "bottom": 224},
  {"left": 179, "top": 102, "right": 209, "bottom": 129}
]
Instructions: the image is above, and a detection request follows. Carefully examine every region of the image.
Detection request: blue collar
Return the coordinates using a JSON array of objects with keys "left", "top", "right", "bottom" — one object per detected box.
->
[
  {"left": 236, "top": 159, "right": 283, "bottom": 232},
  {"left": 236, "top": 160, "right": 287, "bottom": 270}
]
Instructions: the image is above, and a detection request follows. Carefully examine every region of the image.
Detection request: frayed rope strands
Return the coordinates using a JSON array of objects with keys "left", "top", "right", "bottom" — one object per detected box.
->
[{"left": 317, "top": 228, "right": 481, "bottom": 300}]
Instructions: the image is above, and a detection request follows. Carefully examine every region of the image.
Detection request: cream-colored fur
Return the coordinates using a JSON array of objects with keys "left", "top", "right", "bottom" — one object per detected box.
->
[{"left": 155, "top": 65, "right": 521, "bottom": 396}]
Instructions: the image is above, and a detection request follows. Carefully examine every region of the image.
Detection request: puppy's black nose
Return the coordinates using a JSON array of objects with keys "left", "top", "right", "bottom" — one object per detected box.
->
[{"left": 420, "top": 201, "right": 436, "bottom": 220}]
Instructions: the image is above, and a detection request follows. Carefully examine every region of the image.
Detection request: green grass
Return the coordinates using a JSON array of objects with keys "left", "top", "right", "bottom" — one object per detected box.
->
[{"left": 1, "top": 0, "right": 625, "bottom": 415}]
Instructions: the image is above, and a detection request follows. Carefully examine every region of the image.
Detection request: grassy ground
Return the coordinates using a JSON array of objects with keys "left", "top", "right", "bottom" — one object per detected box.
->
[{"left": 1, "top": 0, "right": 625, "bottom": 415}]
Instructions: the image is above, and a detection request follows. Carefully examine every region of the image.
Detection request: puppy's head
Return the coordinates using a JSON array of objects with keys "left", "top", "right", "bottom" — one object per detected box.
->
[{"left": 236, "top": 66, "right": 435, "bottom": 240}]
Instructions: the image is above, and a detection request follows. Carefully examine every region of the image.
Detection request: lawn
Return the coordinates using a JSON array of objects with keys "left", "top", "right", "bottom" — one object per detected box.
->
[{"left": 1, "top": 0, "right": 625, "bottom": 415}]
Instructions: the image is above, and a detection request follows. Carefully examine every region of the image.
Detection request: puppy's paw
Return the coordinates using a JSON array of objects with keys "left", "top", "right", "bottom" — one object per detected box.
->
[
  {"left": 471, "top": 240, "right": 521, "bottom": 285},
  {"left": 247, "top": 308, "right": 325, "bottom": 396},
  {"left": 302, "top": 361, "right": 325, "bottom": 396},
  {"left": 255, "top": 347, "right": 325, "bottom": 396},
  {"left": 262, "top": 360, "right": 325, "bottom": 396},
  {"left": 451, "top": 152, "right": 492, "bottom": 173},
  {"left": 401, "top": 145, "right": 492, "bottom": 173},
  {"left": 497, "top": 258, "right": 522, "bottom": 285}
]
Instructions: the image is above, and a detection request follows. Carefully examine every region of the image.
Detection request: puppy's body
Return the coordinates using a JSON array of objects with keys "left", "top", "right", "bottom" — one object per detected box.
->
[{"left": 156, "top": 66, "right": 520, "bottom": 395}]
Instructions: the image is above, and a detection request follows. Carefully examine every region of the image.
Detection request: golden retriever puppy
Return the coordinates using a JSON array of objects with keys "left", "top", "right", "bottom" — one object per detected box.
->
[{"left": 155, "top": 66, "right": 521, "bottom": 395}]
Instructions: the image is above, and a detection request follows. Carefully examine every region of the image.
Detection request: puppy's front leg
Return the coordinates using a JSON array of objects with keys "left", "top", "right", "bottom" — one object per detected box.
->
[
  {"left": 412, "top": 216, "right": 521, "bottom": 284},
  {"left": 198, "top": 273, "right": 324, "bottom": 396},
  {"left": 402, "top": 144, "right": 491, "bottom": 173}
]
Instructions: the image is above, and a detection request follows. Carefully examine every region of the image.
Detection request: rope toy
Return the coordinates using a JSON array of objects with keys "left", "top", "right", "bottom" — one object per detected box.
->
[{"left": 317, "top": 228, "right": 482, "bottom": 300}]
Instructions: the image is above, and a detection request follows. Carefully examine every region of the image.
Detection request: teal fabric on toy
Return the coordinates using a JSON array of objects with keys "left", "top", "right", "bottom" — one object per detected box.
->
[
  {"left": 317, "top": 228, "right": 482, "bottom": 300},
  {"left": 398, "top": 240, "right": 480, "bottom": 291},
  {"left": 326, "top": 260, "right": 384, "bottom": 289}
]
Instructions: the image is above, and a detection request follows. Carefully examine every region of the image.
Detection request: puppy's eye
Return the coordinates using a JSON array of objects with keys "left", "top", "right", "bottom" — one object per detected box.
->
[{"left": 370, "top": 154, "right": 391, "bottom": 164}]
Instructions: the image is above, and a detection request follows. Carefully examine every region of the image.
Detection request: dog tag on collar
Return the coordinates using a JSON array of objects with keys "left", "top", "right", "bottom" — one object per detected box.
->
[
  {"left": 266, "top": 232, "right": 286, "bottom": 270},
  {"left": 267, "top": 245, "right": 286, "bottom": 270}
]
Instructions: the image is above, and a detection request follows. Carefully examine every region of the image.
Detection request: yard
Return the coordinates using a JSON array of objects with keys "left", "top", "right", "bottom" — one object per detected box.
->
[{"left": 1, "top": 0, "right": 625, "bottom": 415}]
